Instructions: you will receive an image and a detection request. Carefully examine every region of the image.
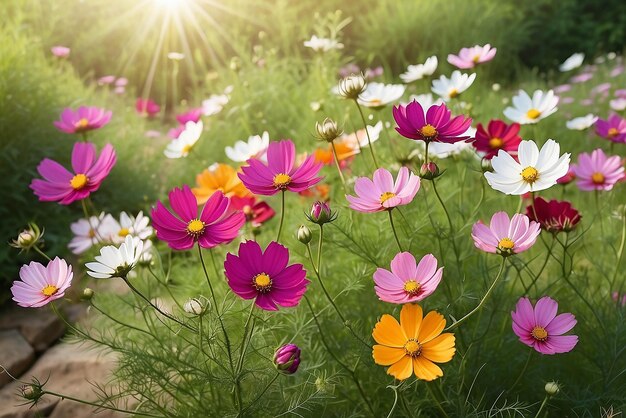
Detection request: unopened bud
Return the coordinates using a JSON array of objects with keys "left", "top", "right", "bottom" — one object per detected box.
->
[
  {"left": 297, "top": 225, "right": 312, "bottom": 244},
  {"left": 337, "top": 73, "right": 366, "bottom": 100},
  {"left": 419, "top": 162, "right": 440, "bottom": 180},
  {"left": 82, "top": 288, "right": 95, "bottom": 301},
  {"left": 307, "top": 201, "right": 336, "bottom": 225},
  {"left": 273, "top": 343, "right": 301, "bottom": 375},
  {"left": 229, "top": 57, "right": 241, "bottom": 72},
  {"left": 315, "top": 118, "right": 342, "bottom": 142},
  {"left": 183, "top": 297, "right": 206, "bottom": 316},
  {"left": 480, "top": 158, "right": 493, "bottom": 173},
  {"left": 544, "top": 381, "right": 560, "bottom": 396},
  {"left": 10, "top": 223, "right": 44, "bottom": 251}
]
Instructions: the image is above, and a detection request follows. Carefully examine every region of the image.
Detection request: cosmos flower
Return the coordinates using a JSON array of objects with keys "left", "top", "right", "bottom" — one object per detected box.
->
[
  {"left": 334, "top": 73, "right": 367, "bottom": 100},
  {"left": 609, "top": 98, "right": 626, "bottom": 112},
  {"left": 54, "top": 106, "right": 112, "bottom": 134},
  {"left": 566, "top": 114, "right": 598, "bottom": 131},
  {"left": 273, "top": 344, "right": 301, "bottom": 374},
  {"left": 473, "top": 119, "right": 522, "bottom": 160},
  {"left": 313, "top": 140, "right": 358, "bottom": 168},
  {"left": 225, "top": 131, "right": 270, "bottom": 163},
  {"left": 403, "top": 93, "right": 443, "bottom": 109},
  {"left": 164, "top": 120, "right": 203, "bottom": 158},
  {"left": 238, "top": 140, "right": 323, "bottom": 196},
  {"left": 340, "top": 121, "right": 384, "bottom": 149},
  {"left": 202, "top": 86, "right": 232, "bottom": 116},
  {"left": 11, "top": 257, "right": 73, "bottom": 308},
  {"left": 151, "top": 186, "right": 245, "bottom": 250},
  {"left": 68, "top": 213, "right": 118, "bottom": 254},
  {"left": 224, "top": 240, "right": 309, "bottom": 311},
  {"left": 357, "top": 82, "right": 406, "bottom": 108},
  {"left": 110, "top": 211, "right": 154, "bottom": 244},
  {"left": 595, "top": 114, "right": 626, "bottom": 143},
  {"left": 485, "top": 139, "right": 570, "bottom": 195},
  {"left": 229, "top": 196, "right": 275, "bottom": 227},
  {"left": 571, "top": 148, "right": 625, "bottom": 191},
  {"left": 347, "top": 167, "right": 420, "bottom": 213},
  {"left": 176, "top": 108, "right": 202, "bottom": 124},
  {"left": 511, "top": 296, "right": 578, "bottom": 355},
  {"left": 97, "top": 75, "right": 116, "bottom": 85},
  {"left": 51, "top": 46, "right": 70, "bottom": 58},
  {"left": 30, "top": 142, "right": 117, "bottom": 205},
  {"left": 85, "top": 235, "right": 144, "bottom": 279},
  {"left": 393, "top": 100, "right": 472, "bottom": 144},
  {"left": 431, "top": 71, "right": 476, "bottom": 100},
  {"left": 135, "top": 98, "right": 160, "bottom": 117},
  {"left": 303, "top": 35, "right": 343, "bottom": 52},
  {"left": 525, "top": 197, "right": 581, "bottom": 233},
  {"left": 192, "top": 163, "right": 251, "bottom": 205},
  {"left": 372, "top": 304, "right": 455, "bottom": 381},
  {"left": 471, "top": 211, "right": 540, "bottom": 256},
  {"left": 447, "top": 44, "right": 497, "bottom": 69},
  {"left": 559, "top": 53, "right": 584, "bottom": 72},
  {"left": 503, "top": 90, "right": 558, "bottom": 124},
  {"left": 400, "top": 56, "right": 438, "bottom": 83},
  {"left": 373, "top": 252, "right": 443, "bottom": 304}
]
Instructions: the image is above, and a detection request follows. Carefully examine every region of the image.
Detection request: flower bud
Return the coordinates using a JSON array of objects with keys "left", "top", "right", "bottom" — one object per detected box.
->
[
  {"left": 297, "top": 225, "right": 312, "bottom": 244},
  {"left": 480, "top": 158, "right": 493, "bottom": 173},
  {"left": 419, "top": 162, "right": 440, "bottom": 180},
  {"left": 557, "top": 168, "right": 575, "bottom": 185},
  {"left": 10, "top": 223, "right": 44, "bottom": 251},
  {"left": 229, "top": 57, "right": 241, "bottom": 72},
  {"left": 273, "top": 343, "right": 301, "bottom": 375},
  {"left": 315, "top": 118, "right": 343, "bottom": 142},
  {"left": 544, "top": 381, "right": 560, "bottom": 396},
  {"left": 337, "top": 73, "right": 366, "bottom": 100},
  {"left": 183, "top": 297, "right": 206, "bottom": 316},
  {"left": 307, "top": 201, "right": 336, "bottom": 225},
  {"left": 82, "top": 288, "right": 95, "bottom": 301}
]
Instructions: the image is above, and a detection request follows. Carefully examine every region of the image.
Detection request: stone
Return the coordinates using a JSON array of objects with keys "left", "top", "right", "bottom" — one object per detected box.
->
[
  {"left": 0, "top": 330, "right": 35, "bottom": 388},
  {"left": 0, "top": 307, "right": 65, "bottom": 352}
]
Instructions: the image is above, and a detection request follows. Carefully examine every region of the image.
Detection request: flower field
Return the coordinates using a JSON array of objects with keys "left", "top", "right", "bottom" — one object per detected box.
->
[{"left": 1, "top": 0, "right": 626, "bottom": 417}]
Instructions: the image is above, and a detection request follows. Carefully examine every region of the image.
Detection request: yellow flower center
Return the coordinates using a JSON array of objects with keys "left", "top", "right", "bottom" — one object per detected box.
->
[
  {"left": 498, "top": 238, "right": 515, "bottom": 250},
  {"left": 591, "top": 172, "right": 605, "bottom": 184},
  {"left": 521, "top": 166, "right": 539, "bottom": 184},
  {"left": 472, "top": 55, "right": 480, "bottom": 63},
  {"left": 182, "top": 144, "right": 193, "bottom": 155},
  {"left": 420, "top": 124, "right": 438, "bottom": 139},
  {"left": 253, "top": 273, "right": 272, "bottom": 292},
  {"left": 242, "top": 205, "right": 253, "bottom": 216},
  {"left": 380, "top": 192, "right": 397, "bottom": 204},
  {"left": 369, "top": 98, "right": 382, "bottom": 106},
  {"left": 42, "top": 285, "right": 58, "bottom": 297},
  {"left": 88, "top": 228, "right": 96, "bottom": 238},
  {"left": 526, "top": 108, "right": 541, "bottom": 120},
  {"left": 403, "top": 339, "right": 422, "bottom": 357},
  {"left": 403, "top": 280, "right": 421, "bottom": 296},
  {"left": 273, "top": 173, "right": 292, "bottom": 189},
  {"left": 489, "top": 137, "right": 504, "bottom": 149},
  {"left": 118, "top": 228, "right": 130, "bottom": 237},
  {"left": 608, "top": 128, "right": 619, "bottom": 138},
  {"left": 70, "top": 173, "right": 88, "bottom": 190},
  {"left": 186, "top": 219, "right": 205, "bottom": 235},
  {"left": 75, "top": 118, "right": 90, "bottom": 129},
  {"left": 531, "top": 326, "right": 548, "bottom": 341},
  {"left": 448, "top": 88, "right": 459, "bottom": 98}
]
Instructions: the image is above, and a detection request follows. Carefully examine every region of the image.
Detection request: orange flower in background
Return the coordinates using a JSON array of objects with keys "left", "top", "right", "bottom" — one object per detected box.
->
[
  {"left": 192, "top": 163, "right": 251, "bottom": 205},
  {"left": 313, "top": 140, "right": 359, "bottom": 167},
  {"left": 298, "top": 184, "right": 330, "bottom": 201},
  {"left": 372, "top": 304, "right": 455, "bottom": 381}
]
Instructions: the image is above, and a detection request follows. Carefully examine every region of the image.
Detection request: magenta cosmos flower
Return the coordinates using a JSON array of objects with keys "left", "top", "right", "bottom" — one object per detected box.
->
[
  {"left": 473, "top": 119, "right": 521, "bottom": 160},
  {"left": 176, "top": 108, "right": 202, "bottom": 124},
  {"left": 373, "top": 252, "right": 443, "bottom": 304},
  {"left": 511, "top": 296, "right": 578, "bottom": 355},
  {"left": 471, "top": 212, "right": 540, "bottom": 256},
  {"left": 595, "top": 114, "right": 626, "bottom": 143},
  {"left": 224, "top": 240, "right": 309, "bottom": 311},
  {"left": 151, "top": 186, "right": 245, "bottom": 250},
  {"left": 54, "top": 106, "right": 112, "bottom": 134},
  {"left": 136, "top": 98, "right": 160, "bottom": 117},
  {"left": 347, "top": 167, "right": 420, "bottom": 213},
  {"left": 447, "top": 44, "right": 497, "bottom": 69},
  {"left": 571, "top": 148, "right": 625, "bottom": 191},
  {"left": 11, "top": 257, "right": 73, "bottom": 308},
  {"left": 30, "top": 142, "right": 116, "bottom": 205},
  {"left": 238, "top": 140, "right": 323, "bottom": 195},
  {"left": 393, "top": 100, "right": 472, "bottom": 144}
]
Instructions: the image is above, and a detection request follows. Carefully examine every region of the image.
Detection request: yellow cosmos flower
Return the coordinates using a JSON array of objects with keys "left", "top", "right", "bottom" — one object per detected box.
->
[
  {"left": 192, "top": 163, "right": 251, "bottom": 205},
  {"left": 372, "top": 304, "right": 455, "bottom": 381}
]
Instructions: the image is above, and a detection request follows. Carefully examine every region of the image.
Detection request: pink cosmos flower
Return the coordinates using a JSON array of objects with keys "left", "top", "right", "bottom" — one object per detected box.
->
[
  {"left": 612, "top": 291, "right": 626, "bottom": 307},
  {"left": 571, "top": 149, "right": 625, "bottom": 191},
  {"left": 557, "top": 168, "right": 576, "bottom": 185},
  {"left": 30, "top": 142, "right": 116, "bottom": 205},
  {"left": 595, "top": 114, "right": 626, "bottom": 143},
  {"left": 224, "top": 240, "right": 309, "bottom": 311},
  {"left": 447, "top": 44, "right": 497, "bottom": 69},
  {"left": 346, "top": 167, "right": 420, "bottom": 213},
  {"left": 176, "top": 108, "right": 202, "bottom": 125},
  {"left": 97, "top": 75, "right": 116, "bottom": 85},
  {"left": 168, "top": 125, "right": 186, "bottom": 139},
  {"left": 571, "top": 73, "right": 593, "bottom": 83},
  {"left": 54, "top": 106, "right": 112, "bottom": 134},
  {"left": 151, "top": 186, "right": 245, "bottom": 251},
  {"left": 11, "top": 257, "right": 73, "bottom": 308},
  {"left": 393, "top": 100, "right": 473, "bottom": 144},
  {"left": 238, "top": 140, "right": 323, "bottom": 196},
  {"left": 229, "top": 196, "right": 275, "bottom": 227},
  {"left": 51, "top": 46, "right": 70, "bottom": 58},
  {"left": 136, "top": 98, "right": 160, "bottom": 117},
  {"left": 511, "top": 296, "right": 578, "bottom": 355},
  {"left": 471, "top": 212, "right": 540, "bottom": 256},
  {"left": 373, "top": 252, "right": 443, "bottom": 304}
]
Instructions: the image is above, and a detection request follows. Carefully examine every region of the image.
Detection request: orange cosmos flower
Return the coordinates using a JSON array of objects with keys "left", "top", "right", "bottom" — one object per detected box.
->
[
  {"left": 313, "top": 140, "right": 359, "bottom": 167},
  {"left": 192, "top": 163, "right": 251, "bottom": 205},
  {"left": 372, "top": 304, "right": 455, "bottom": 381}
]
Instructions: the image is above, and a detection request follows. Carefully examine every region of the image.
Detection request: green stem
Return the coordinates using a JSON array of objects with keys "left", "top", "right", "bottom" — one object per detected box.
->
[
  {"left": 235, "top": 303, "right": 256, "bottom": 376},
  {"left": 445, "top": 258, "right": 507, "bottom": 331},
  {"left": 33, "top": 246, "right": 52, "bottom": 261},
  {"left": 330, "top": 141, "right": 348, "bottom": 193},
  {"left": 388, "top": 210, "right": 404, "bottom": 252},
  {"left": 276, "top": 190, "right": 285, "bottom": 242},
  {"left": 424, "top": 141, "right": 430, "bottom": 165},
  {"left": 42, "top": 390, "right": 162, "bottom": 417},
  {"left": 354, "top": 100, "right": 379, "bottom": 168},
  {"left": 510, "top": 349, "right": 533, "bottom": 391},
  {"left": 533, "top": 395, "right": 550, "bottom": 418},
  {"left": 239, "top": 373, "right": 280, "bottom": 416},
  {"left": 386, "top": 384, "right": 402, "bottom": 418},
  {"left": 425, "top": 383, "right": 448, "bottom": 418},
  {"left": 317, "top": 225, "right": 324, "bottom": 273},
  {"left": 611, "top": 208, "right": 626, "bottom": 290}
]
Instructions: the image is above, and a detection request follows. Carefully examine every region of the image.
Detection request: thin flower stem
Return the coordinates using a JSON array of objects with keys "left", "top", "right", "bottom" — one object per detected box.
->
[
  {"left": 276, "top": 190, "right": 285, "bottom": 242},
  {"left": 42, "top": 390, "right": 163, "bottom": 418},
  {"left": 510, "top": 349, "right": 533, "bottom": 391},
  {"left": 611, "top": 207, "right": 626, "bottom": 290},
  {"left": 235, "top": 303, "right": 256, "bottom": 376},
  {"left": 239, "top": 373, "right": 280, "bottom": 416},
  {"left": 354, "top": 100, "right": 379, "bottom": 168},
  {"left": 385, "top": 383, "right": 402, "bottom": 418},
  {"left": 317, "top": 225, "right": 324, "bottom": 273},
  {"left": 330, "top": 141, "right": 348, "bottom": 193},
  {"left": 533, "top": 395, "right": 550, "bottom": 418},
  {"left": 424, "top": 141, "right": 430, "bottom": 165},
  {"left": 388, "top": 210, "right": 404, "bottom": 252},
  {"left": 33, "top": 246, "right": 52, "bottom": 261},
  {"left": 445, "top": 257, "right": 507, "bottom": 331},
  {"left": 425, "top": 383, "right": 448, "bottom": 418},
  {"left": 430, "top": 179, "right": 461, "bottom": 272}
]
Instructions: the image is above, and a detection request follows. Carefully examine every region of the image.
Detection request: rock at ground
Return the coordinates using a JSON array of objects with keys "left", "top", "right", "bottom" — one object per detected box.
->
[
  {"left": 0, "top": 307, "right": 65, "bottom": 352},
  {"left": 0, "top": 330, "right": 35, "bottom": 388}
]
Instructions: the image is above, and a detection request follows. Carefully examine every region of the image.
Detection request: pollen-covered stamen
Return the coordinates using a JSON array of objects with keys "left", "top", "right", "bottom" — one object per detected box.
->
[
  {"left": 74, "top": 118, "right": 90, "bottom": 130},
  {"left": 448, "top": 88, "right": 459, "bottom": 98},
  {"left": 403, "top": 339, "right": 422, "bottom": 357},
  {"left": 369, "top": 98, "right": 383, "bottom": 106},
  {"left": 380, "top": 192, "right": 397, "bottom": 205},
  {"left": 489, "top": 137, "right": 504, "bottom": 149},
  {"left": 498, "top": 238, "right": 515, "bottom": 251},
  {"left": 403, "top": 280, "right": 421, "bottom": 296},
  {"left": 608, "top": 128, "right": 619, "bottom": 138},
  {"left": 273, "top": 173, "right": 292, "bottom": 190},
  {"left": 531, "top": 326, "right": 548, "bottom": 341},
  {"left": 42, "top": 285, "right": 58, "bottom": 297},
  {"left": 420, "top": 124, "right": 438, "bottom": 139},
  {"left": 118, "top": 228, "right": 130, "bottom": 237},
  {"left": 521, "top": 166, "right": 539, "bottom": 184},
  {"left": 70, "top": 173, "right": 88, "bottom": 190},
  {"left": 182, "top": 144, "right": 193, "bottom": 155},
  {"left": 472, "top": 55, "right": 480, "bottom": 64},
  {"left": 253, "top": 273, "right": 272, "bottom": 293},
  {"left": 591, "top": 172, "right": 605, "bottom": 184},
  {"left": 526, "top": 109, "right": 541, "bottom": 120},
  {"left": 186, "top": 219, "right": 206, "bottom": 236}
]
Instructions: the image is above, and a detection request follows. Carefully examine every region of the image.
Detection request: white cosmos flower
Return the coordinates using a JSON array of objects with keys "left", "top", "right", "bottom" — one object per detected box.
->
[
  {"left": 559, "top": 53, "right": 585, "bottom": 72},
  {"left": 565, "top": 114, "right": 598, "bottom": 131},
  {"left": 400, "top": 56, "right": 438, "bottom": 83},
  {"left": 485, "top": 139, "right": 570, "bottom": 195},
  {"left": 402, "top": 93, "right": 444, "bottom": 108},
  {"left": 111, "top": 211, "right": 153, "bottom": 244},
  {"left": 86, "top": 235, "right": 144, "bottom": 279},
  {"left": 202, "top": 87, "right": 231, "bottom": 116},
  {"left": 303, "top": 35, "right": 343, "bottom": 52},
  {"left": 610, "top": 98, "right": 626, "bottom": 111},
  {"left": 357, "top": 82, "right": 406, "bottom": 108},
  {"left": 68, "top": 213, "right": 118, "bottom": 254},
  {"left": 503, "top": 90, "right": 558, "bottom": 125},
  {"left": 225, "top": 131, "right": 270, "bottom": 162},
  {"left": 431, "top": 71, "right": 476, "bottom": 100},
  {"left": 415, "top": 127, "right": 477, "bottom": 159},
  {"left": 164, "top": 120, "right": 203, "bottom": 158},
  {"left": 341, "top": 121, "right": 383, "bottom": 148}
]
